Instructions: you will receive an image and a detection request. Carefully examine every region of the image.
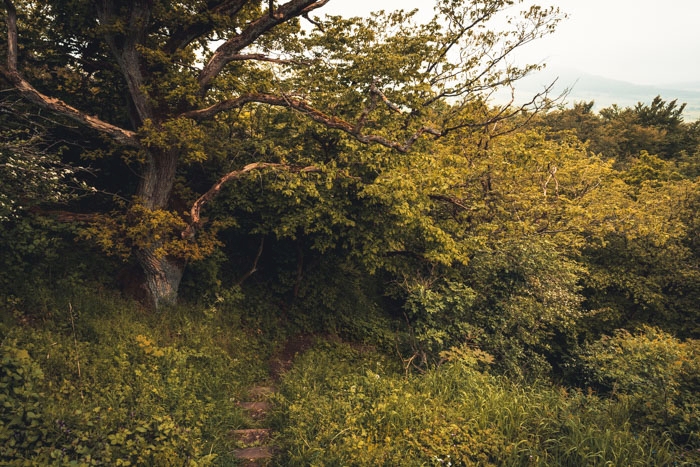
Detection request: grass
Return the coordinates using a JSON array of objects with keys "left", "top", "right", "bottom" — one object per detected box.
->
[
  {"left": 2, "top": 286, "right": 697, "bottom": 465},
  {"left": 271, "top": 341, "right": 691, "bottom": 466}
]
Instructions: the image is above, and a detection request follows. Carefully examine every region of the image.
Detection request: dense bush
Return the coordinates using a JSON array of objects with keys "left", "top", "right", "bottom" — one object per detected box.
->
[{"left": 576, "top": 326, "right": 700, "bottom": 448}]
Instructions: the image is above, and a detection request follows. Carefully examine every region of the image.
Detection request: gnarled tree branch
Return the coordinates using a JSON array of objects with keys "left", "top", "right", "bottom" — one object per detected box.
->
[
  {"left": 1, "top": 0, "right": 139, "bottom": 147},
  {"left": 182, "top": 162, "right": 320, "bottom": 239},
  {"left": 198, "top": 0, "right": 329, "bottom": 93}
]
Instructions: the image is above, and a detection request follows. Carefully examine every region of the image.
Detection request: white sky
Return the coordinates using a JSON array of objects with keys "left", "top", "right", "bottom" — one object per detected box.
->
[{"left": 316, "top": 0, "right": 700, "bottom": 86}]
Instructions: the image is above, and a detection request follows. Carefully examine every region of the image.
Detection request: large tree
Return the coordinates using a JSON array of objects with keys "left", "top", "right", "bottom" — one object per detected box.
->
[{"left": 1, "top": 0, "right": 561, "bottom": 307}]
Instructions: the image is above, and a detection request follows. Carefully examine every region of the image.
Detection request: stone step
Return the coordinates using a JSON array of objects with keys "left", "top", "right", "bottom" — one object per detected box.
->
[
  {"left": 233, "top": 445, "right": 276, "bottom": 465},
  {"left": 247, "top": 386, "right": 274, "bottom": 400},
  {"left": 237, "top": 401, "right": 271, "bottom": 420},
  {"left": 231, "top": 428, "right": 271, "bottom": 445}
]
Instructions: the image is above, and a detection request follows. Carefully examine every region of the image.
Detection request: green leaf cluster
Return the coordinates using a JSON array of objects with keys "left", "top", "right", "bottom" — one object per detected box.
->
[{"left": 577, "top": 326, "right": 700, "bottom": 446}]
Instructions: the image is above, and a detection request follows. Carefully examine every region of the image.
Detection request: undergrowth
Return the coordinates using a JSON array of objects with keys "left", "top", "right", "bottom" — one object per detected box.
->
[
  {"left": 0, "top": 287, "right": 270, "bottom": 466},
  {"left": 271, "top": 341, "right": 698, "bottom": 466},
  {"left": 2, "top": 286, "right": 698, "bottom": 466}
]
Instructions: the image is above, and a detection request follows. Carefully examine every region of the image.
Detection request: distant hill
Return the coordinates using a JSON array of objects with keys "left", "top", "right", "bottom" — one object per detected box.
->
[{"left": 503, "top": 67, "right": 700, "bottom": 121}]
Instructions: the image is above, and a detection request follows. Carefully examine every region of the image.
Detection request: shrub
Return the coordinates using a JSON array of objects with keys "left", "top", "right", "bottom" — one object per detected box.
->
[{"left": 577, "top": 326, "right": 700, "bottom": 447}]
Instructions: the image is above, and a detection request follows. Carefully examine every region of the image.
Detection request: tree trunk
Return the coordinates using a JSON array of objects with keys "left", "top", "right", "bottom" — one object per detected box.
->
[
  {"left": 136, "top": 248, "right": 183, "bottom": 308},
  {"left": 134, "top": 148, "right": 183, "bottom": 308}
]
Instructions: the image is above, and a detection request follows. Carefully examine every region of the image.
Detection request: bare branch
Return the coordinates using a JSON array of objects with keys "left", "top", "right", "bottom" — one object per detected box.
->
[
  {"left": 541, "top": 164, "right": 559, "bottom": 197},
  {"left": 1, "top": 0, "right": 138, "bottom": 147},
  {"left": 302, "top": 12, "right": 325, "bottom": 32},
  {"left": 198, "top": 0, "right": 329, "bottom": 93},
  {"left": 183, "top": 162, "right": 320, "bottom": 239},
  {"left": 164, "top": 0, "right": 249, "bottom": 54},
  {"left": 235, "top": 236, "right": 265, "bottom": 286},
  {"left": 370, "top": 82, "right": 404, "bottom": 114},
  {"left": 429, "top": 194, "right": 469, "bottom": 211},
  {"left": 440, "top": 80, "right": 559, "bottom": 137},
  {"left": 425, "top": 6, "right": 498, "bottom": 75},
  {"left": 353, "top": 91, "right": 379, "bottom": 133},
  {"left": 182, "top": 92, "right": 441, "bottom": 152}
]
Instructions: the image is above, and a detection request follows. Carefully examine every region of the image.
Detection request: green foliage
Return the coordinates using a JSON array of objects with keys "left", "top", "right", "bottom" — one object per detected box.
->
[
  {"left": 0, "top": 340, "right": 45, "bottom": 460},
  {"left": 376, "top": 128, "right": 615, "bottom": 376},
  {"left": 0, "top": 215, "right": 115, "bottom": 315},
  {"left": 139, "top": 118, "right": 207, "bottom": 164},
  {"left": 544, "top": 96, "right": 700, "bottom": 163},
  {"left": 4, "top": 0, "right": 568, "bottom": 307},
  {"left": 272, "top": 342, "right": 687, "bottom": 466},
  {"left": 0, "top": 106, "right": 90, "bottom": 222},
  {"left": 0, "top": 289, "right": 271, "bottom": 465},
  {"left": 576, "top": 326, "right": 700, "bottom": 447},
  {"left": 78, "top": 202, "right": 224, "bottom": 262},
  {"left": 580, "top": 159, "right": 700, "bottom": 337},
  {"left": 3, "top": 0, "right": 700, "bottom": 462}
]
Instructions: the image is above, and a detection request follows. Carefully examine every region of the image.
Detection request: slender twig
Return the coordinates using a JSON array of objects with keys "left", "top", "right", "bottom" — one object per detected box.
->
[
  {"left": 68, "top": 302, "right": 84, "bottom": 400},
  {"left": 236, "top": 237, "right": 265, "bottom": 286}
]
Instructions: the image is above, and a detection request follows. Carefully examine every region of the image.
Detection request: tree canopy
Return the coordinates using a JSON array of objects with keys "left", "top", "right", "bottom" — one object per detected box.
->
[{"left": 1, "top": 0, "right": 562, "bottom": 307}]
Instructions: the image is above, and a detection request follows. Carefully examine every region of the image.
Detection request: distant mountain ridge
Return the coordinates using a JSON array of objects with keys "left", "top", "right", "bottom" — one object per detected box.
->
[{"left": 509, "top": 67, "right": 700, "bottom": 121}]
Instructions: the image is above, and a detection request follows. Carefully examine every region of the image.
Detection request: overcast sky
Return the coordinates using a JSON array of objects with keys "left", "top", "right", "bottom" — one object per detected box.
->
[{"left": 317, "top": 0, "right": 700, "bottom": 87}]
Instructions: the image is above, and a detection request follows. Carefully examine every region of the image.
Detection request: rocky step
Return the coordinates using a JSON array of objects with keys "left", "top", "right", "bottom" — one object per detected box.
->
[
  {"left": 231, "top": 428, "right": 272, "bottom": 446},
  {"left": 236, "top": 401, "right": 271, "bottom": 420},
  {"left": 233, "top": 445, "right": 276, "bottom": 465}
]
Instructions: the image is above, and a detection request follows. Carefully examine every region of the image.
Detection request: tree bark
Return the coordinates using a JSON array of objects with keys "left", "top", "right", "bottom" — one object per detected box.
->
[
  {"left": 134, "top": 147, "right": 183, "bottom": 307},
  {"left": 136, "top": 248, "right": 183, "bottom": 309}
]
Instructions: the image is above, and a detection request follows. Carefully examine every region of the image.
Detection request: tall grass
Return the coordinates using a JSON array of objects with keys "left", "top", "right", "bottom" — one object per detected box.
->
[{"left": 272, "top": 341, "right": 689, "bottom": 466}]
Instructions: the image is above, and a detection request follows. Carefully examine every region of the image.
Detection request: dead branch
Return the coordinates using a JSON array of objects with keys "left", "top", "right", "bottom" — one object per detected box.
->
[
  {"left": 235, "top": 236, "right": 265, "bottom": 286},
  {"left": 428, "top": 194, "right": 469, "bottom": 211},
  {"left": 370, "top": 82, "right": 404, "bottom": 114},
  {"left": 182, "top": 162, "right": 320, "bottom": 239}
]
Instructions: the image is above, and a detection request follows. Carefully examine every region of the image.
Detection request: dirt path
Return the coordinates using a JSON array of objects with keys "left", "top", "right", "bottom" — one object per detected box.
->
[{"left": 232, "top": 335, "right": 314, "bottom": 465}]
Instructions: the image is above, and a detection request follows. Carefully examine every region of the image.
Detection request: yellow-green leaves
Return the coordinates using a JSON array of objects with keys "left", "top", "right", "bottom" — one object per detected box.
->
[
  {"left": 78, "top": 202, "right": 221, "bottom": 262},
  {"left": 138, "top": 118, "right": 207, "bottom": 164}
]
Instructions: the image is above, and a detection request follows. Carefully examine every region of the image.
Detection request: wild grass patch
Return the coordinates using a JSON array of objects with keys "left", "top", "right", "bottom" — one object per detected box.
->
[
  {"left": 0, "top": 288, "right": 270, "bottom": 466},
  {"left": 272, "top": 341, "right": 688, "bottom": 466}
]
